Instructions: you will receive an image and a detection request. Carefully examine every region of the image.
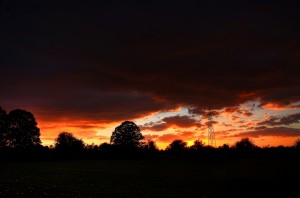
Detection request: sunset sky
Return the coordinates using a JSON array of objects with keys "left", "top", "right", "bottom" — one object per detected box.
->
[{"left": 1, "top": 0, "right": 300, "bottom": 149}]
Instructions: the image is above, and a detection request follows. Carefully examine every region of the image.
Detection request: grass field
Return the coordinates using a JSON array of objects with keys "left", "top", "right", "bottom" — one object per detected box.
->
[{"left": 0, "top": 159, "right": 299, "bottom": 197}]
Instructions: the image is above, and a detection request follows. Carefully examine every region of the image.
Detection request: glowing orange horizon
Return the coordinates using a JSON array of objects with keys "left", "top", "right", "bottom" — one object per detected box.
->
[
  {"left": 39, "top": 120, "right": 300, "bottom": 150},
  {"left": 29, "top": 103, "right": 300, "bottom": 149}
]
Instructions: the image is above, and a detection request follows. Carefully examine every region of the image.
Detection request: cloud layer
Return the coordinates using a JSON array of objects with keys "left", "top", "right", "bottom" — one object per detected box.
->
[
  {"left": 1, "top": 1, "right": 300, "bottom": 148},
  {"left": 258, "top": 113, "right": 300, "bottom": 126},
  {"left": 1, "top": 1, "right": 300, "bottom": 123}
]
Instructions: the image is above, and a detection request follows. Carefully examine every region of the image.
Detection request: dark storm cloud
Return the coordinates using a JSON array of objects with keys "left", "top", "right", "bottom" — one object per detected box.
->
[
  {"left": 140, "top": 115, "right": 202, "bottom": 131},
  {"left": 4, "top": 91, "right": 171, "bottom": 122},
  {"left": 257, "top": 113, "right": 300, "bottom": 126},
  {"left": 221, "top": 107, "right": 254, "bottom": 117},
  {"left": 188, "top": 108, "right": 221, "bottom": 117},
  {"left": 141, "top": 122, "right": 169, "bottom": 132},
  {"left": 253, "top": 126, "right": 268, "bottom": 130},
  {"left": 162, "top": 115, "right": 202, "bottom": 128},
  {"left": 1, "top": 0, "right": 300, "bottom": 121}
]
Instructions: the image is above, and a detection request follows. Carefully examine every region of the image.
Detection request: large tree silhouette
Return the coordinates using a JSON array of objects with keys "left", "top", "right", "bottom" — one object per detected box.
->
[
  {"left": 7, "top": 109, "right": 41, "bottom": 148},
  {"left": 110, "top": 121, "right": 144, "bottom": 148}
]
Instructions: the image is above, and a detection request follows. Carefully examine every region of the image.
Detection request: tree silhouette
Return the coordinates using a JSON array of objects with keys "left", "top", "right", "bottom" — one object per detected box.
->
[
  {"left": 294, "top": 139, "right": 300, "bottom": 150},
  {"left": 110, "top": 121, "right": 144, "bottom": 148},
  {"left": 167, "top": 139, "right": 187, "bottom": 150},
  {"left": 234, "top": 138, "right": 257, "bottom": 157},
  {"left": 166, "top": 139, "right": 187, "bottom": 157},
  {"left": 190, "top": 140, "right": 205, "bottom": 152},
  {"left": 189, "top": 140, "right": 205, "bottom": 158},
  {"left": 0, "top": 107, "right": 8, "bottom": 148},
  {"left": 144, "top": 140, "right": 160, "bottom": 158},
  {"left": 294, "top": 139, "right": 300, "bottom": 158},
  {"left": 235, "top": 138, "right": 256, "bottom": 151},
  {"left": 55, "top": 132, "right": 84, "bottom": 153},
  {"left": 219, "top": 143, "right": 230, "bottom": 150},
  {"left": 7, "top": 109, "right": 41, "bottom": 148},
  {"left": 99, "top": 142, "right": 111, "bottom": 151},
  {"left": 146, "top": 140, "right": 159, "bottom": 152}
]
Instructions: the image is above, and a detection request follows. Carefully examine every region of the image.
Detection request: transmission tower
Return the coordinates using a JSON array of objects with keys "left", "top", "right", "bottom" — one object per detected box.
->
[{"left": 207, "top": 109, "right": 216, "bottom": 147}]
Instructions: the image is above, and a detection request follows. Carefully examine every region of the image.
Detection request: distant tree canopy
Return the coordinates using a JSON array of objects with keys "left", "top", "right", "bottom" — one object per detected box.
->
[
  {"left": 110, "top": 121, "right": 144, "bottom": 148},
  {"left": 294, "top": 139, "right": 300, "bottom": 150},
  {"left": 2, "top": 108, "right": 300, "bottom": 161},
  {"left": 190, "top": 140, "right": 205, "bottom": 152},
  {"left": 234, "top": 138, "right": 257, "bottom": 152},
  {"left": 0, "top": 107, "right": 8, "bottom": 147},
  {"left": 0, "top": 108, "right": 41, "bottom": 149},
  {"left": 146, "top": 140, "right": 159, "bottom": 151},
  {"left": 55, "top": 132, "right": 84, "bottom": 152},
  {"left": 166, "top": 139, "right": 187, "bottom": 155}
]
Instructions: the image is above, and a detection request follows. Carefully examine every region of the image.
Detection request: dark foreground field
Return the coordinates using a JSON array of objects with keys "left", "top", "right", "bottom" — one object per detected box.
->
[{"left": 0, "top": 159, "right": 299, "bottom": 198}]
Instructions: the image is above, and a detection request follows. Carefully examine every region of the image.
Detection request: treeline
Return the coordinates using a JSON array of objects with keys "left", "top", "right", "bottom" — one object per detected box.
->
[{"left": 1, "top": 107, "right": 300, "bottom": 160}]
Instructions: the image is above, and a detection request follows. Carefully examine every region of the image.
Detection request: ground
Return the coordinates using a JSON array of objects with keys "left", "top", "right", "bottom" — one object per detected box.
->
[{"left": 0, "top": 159, "right": 299, "bottom": 197}]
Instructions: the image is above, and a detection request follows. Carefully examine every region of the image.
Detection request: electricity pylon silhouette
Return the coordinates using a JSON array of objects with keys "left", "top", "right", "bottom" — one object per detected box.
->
[{"left": 207, "top": 108, "right": 216, "bottom": 147}]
